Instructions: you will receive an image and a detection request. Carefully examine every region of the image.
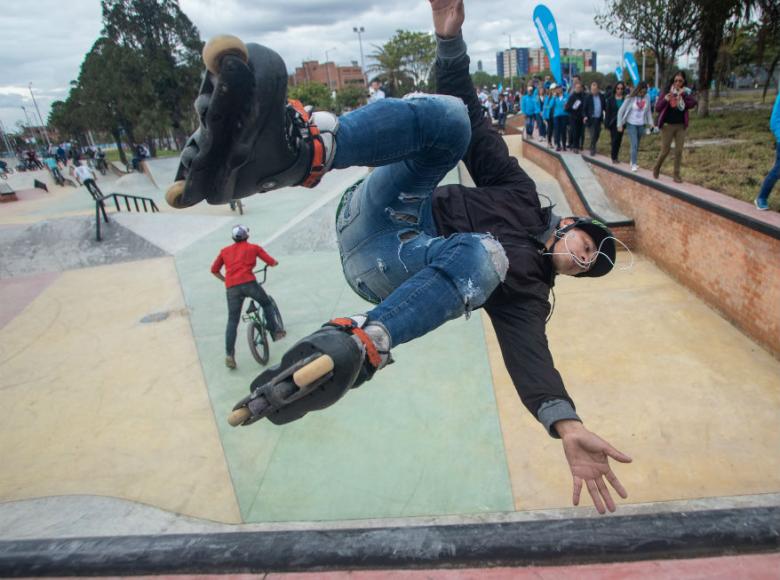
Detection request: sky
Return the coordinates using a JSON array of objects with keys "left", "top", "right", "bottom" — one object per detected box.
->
[{"left": 0, "top": 0, "right": 636, "bottom": 134}]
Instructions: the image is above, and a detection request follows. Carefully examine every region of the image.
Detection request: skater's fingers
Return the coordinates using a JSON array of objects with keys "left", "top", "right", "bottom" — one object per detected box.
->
[
  {"left": 606, "top": 445, "right": 633, "bottom": 463},
  {"left": 606, "top": 469, "right": 628, "bottom": 499},
  {"left": 586, "top": 479, "right": 606, "bottom": 514},
  {"left": 595, "top": 477, "right": 616, "bottom": 513},
  {"left": 572, "top": 476, "right": 583, "bottom": 506}
]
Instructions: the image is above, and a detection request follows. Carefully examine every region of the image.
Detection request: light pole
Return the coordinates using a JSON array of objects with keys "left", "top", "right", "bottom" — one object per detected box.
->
[
  {"left": 568, "top": 32, "right": 573, "bottom": 80},
  {"left": 325, "top": 46, "right": 337, "bottom": 91},
  {"left": 353, "top": 26, "right": 366, "bottom": 85},
  {"left": 29, "top": 82, "right": 51, "bottom": 149}
]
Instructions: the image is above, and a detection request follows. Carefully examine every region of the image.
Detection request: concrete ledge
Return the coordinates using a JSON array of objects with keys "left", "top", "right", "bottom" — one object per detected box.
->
[
  {"left": 0, "top": 507, "right": 777, "bottom": 576},
  {"left": 522, "top": 138, "right": 634, "bottom": 229}
]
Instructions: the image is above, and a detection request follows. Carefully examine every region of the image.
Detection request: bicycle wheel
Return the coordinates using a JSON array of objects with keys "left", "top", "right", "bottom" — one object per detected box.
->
[{"left": 247, "top": 320, "right": 270, "bottom": 365}]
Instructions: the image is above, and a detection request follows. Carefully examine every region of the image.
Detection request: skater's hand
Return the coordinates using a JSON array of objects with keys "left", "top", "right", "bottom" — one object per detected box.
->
[
  {"left": 617, "top": 126, "right": 623, "bottom": 133},
  {"left": 430, "top": 0, "right": 464, "bottom": 38},
  {"left": 555, "top": 420, "right": 632, "bottom": 514}
]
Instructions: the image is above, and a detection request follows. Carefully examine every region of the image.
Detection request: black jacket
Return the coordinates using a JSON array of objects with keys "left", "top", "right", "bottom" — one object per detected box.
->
[
  {"left": 584, "top": 93, "right": 606, "bottom": 123},
  {"left": 605, "top": 96, "right": 624, "bottom": 129},
  {"left": 565, "top": 91, "right": 586, "bottom": 119},
  {"left": 430, "top": 33, "right": 578, "bottom": 436}
]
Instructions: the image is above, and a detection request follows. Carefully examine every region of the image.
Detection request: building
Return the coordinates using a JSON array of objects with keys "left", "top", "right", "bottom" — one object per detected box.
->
[
  {"left": 496, "top": 48, "right": 529, "bottom": 79},
  {"left": 291, "top": 60, "right": 366, "bottom": 91},
  {"left": 498, "top": 46, "right": 598, "bottom": 79}
]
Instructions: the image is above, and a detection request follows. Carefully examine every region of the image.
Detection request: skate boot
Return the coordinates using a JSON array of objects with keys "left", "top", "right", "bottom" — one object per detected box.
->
[
  {"left": 228, "top": 316, "right": 392, "bottom": 427},
  {"left": 165, "top": 35, "right": 338, "bottom": 209}
]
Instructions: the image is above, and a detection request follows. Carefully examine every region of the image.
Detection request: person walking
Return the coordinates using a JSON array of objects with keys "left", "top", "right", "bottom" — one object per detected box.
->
[
  {"left": 755, "top": 91, "right": 780, "bottom": 211},
  {"left": 605, "top": 82, "right": 626, "bottom": 164},
  {"left": 652, "top": 71, "right": 697, "bottom": 183},
  {"left": 211, "top": 225, "right": 286, "bottom": 369},
  {"left": 543, "top": 85, "right": 556, "bottom": 148},
  {"left": 535, "top": 86, "right": 548, "bottom": 142},
  {"left": 552, "top": 84, "right": 569, "bottom": 152},
  {"left": 617, "top": 82, "right": 652, "bottom": 172},
  {"left": 583, "top": 81, "right": 606, "bottom": 157},
  {"left": 521, "top": 85, "right": 538, "bottom": 139},
  {"left": 564, "top": 81, "right": 586, "bottom": 153},
  {"left": 496, "top": 92, "right": 509, "bottom": 134}
]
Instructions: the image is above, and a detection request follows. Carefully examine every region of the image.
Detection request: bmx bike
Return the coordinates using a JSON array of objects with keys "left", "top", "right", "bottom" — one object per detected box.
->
[{"left": 242, "top": 266, "right": 283, "bottom": 366}]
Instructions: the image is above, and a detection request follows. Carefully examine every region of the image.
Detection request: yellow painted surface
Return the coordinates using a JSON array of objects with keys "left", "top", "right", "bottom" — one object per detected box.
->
[
  {"left": 0, "top": 257, "right": 241, "bottom": 523},
  {"left": 485, "top": 256, "right": 780, "bottom": 511}
]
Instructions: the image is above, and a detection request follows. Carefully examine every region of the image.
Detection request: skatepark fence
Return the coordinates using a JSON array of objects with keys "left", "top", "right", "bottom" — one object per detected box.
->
[{"left": 95, "top": 193, "right": 159, "bottom": 241}]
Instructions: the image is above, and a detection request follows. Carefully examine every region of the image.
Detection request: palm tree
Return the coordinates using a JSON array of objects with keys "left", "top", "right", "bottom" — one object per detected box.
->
[{"left": 367, "top": 44, "right": 412, "bottom": 97}]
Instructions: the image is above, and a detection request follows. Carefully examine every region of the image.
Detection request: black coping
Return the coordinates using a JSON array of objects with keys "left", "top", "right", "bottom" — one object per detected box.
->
[
  {"left": 523, "top": 139, "right": 634, "bottom": 228},
  {"left": 584, "top": 154, "right": 780, "bottom": 242},
  {"left": 0, "top": 507, "right": 778, "bottom": 576}
]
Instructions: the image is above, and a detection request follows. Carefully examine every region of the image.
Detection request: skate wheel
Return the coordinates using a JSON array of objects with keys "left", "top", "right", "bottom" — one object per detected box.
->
[
  {"left": 203, "top": 35, "right": 249, "bottom": 75},
  {"left": 293, "top": 355, "right": 335, "bottom": 389},
  {"left": 165, "top": 180, "right": 188, "bottom": 208},
  {"left": 228, "top": 407, "right": 252, "bottom": 427}
]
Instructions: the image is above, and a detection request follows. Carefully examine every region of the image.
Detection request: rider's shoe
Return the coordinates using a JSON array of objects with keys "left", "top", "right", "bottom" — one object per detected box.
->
[
  {"left": 165, "top": 36, "right": 338, "bottom": 209},
  {"left": 272, "top": 330, "right": 287, "bottom": 342},
  {"left": 225, "top": 355, "right": 237, "bottom": 369},
  {"left": 228, "top": 316, "right": 392, "bottom": 427}
]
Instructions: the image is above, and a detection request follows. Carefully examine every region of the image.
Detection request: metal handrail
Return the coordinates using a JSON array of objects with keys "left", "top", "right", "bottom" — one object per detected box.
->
[{"left": 95, "top": 192, "right": 160, "bottom": 241}]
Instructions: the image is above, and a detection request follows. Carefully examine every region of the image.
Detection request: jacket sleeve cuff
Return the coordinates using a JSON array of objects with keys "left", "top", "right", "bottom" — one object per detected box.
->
[
  {"left": 436, "top": 31, "right": 466, "bottom": 61},
  {"left": 537, "top": 399, "right": 581, "bottom": 438}
]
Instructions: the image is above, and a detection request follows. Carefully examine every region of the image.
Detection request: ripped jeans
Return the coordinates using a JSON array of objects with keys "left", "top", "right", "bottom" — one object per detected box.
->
[{"left": 332, "top": 95, "right": 507, "bottom": 347}]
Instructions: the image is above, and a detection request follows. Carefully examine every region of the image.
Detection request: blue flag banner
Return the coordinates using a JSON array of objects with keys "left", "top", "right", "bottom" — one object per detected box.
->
[
  {"left": 624, "top": 52, "right": 640, "bottom": 85},
  {"left": 533, "top": 4, "right": 562, "bottom": 85},
  {"left": 615, "top": 66, "right": 623, "bottom": 80}
]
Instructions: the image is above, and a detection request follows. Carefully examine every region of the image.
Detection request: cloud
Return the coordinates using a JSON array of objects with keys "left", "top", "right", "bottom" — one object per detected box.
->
[{"left": 0, "top": 0, "right": 638, "bottom": 131}]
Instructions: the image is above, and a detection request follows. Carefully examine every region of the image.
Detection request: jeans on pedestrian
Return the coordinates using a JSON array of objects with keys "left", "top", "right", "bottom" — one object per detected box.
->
[
  {"left": 654, "top": 123, "right": 687, "bottom": 178},
  {"left": 587, "top": 119, "right": 602, "bottom": 155},
  {"left": 626, "top": 123, "right": 644, "bottom": 165},
  {"left": 525, "top": 114, "right": 535, "bottom": 137},
  {"left": 225, "top": 281, "right": 281, "bottom": 356},
  {"left": 569, "top": 117, "right": 584, "bottom": 150},
  {"left": 536, "top": 114, "right": 547, "bottom": 138},
  {"left": 331, "top": 95, "right": 505, "bottom": 347},
  {"left": 758, "top": 142, "right": 780, "bottom": 203},
  {"left": 553, "top": 115, "right": 569, "bottom": 149}
]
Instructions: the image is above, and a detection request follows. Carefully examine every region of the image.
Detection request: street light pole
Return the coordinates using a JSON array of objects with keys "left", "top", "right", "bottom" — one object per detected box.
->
[
  {"left": 325, "top": 46, "right": 337, "bottom": 91},
  {"left": 29, "top": 82, "right": 51, "bottom": 149},
  {"left": 568, "top": 32, "right": 573, "bottom": 80},
  {"left": 504, "top": 33, "right": 513, "bottom": 88},
  {"left": 353, "top": 26, "right": 366, "bottom": 85}
]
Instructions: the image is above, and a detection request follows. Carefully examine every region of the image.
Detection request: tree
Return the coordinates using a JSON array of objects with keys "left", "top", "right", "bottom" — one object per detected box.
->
[
  {"left": 101, "top": 0, "right": 203, "bottom": 142},
  {"left": 368, "top": 30, "right": 436, "bottom": 95},
  {"left": 335, "top": 85, "right": 366, "bottom": 113},
  {"left": 472, "top": 71, "right": 501, "bottom": 90},
  {"left": 595, "top": 0, "right": 699, "bottom": 87},
  {"left": 289, "top": 82, "right": 333, "bottom": 111}
]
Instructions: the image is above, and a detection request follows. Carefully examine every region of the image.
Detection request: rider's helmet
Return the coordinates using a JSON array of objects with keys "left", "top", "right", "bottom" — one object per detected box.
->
[{"left": 232, "top": 224, "right": 250, "bottom": 242}]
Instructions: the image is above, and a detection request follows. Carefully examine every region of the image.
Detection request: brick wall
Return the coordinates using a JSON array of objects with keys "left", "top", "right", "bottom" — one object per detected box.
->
[{"left": 592, "top": 165, "right": 780, "bottom": 358}]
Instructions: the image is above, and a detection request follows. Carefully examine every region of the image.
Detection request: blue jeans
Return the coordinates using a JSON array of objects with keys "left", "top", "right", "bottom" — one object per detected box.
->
[
  {"left": 626, "top": 123, "right": 644, "bottom": 165},
  {"left": 525, "top": 114, "right": 535, "bottom": 137},
  {"left": 331, "top": 95, "right": 505, "bottom": 347},
  {"left": 536, "top": 114, "right": 547, "bottom": 138},
  {"left": 553, "top": 115, "right": 568, "bottom": 149},
  {"left": 758, "top": 143, "right": 780, "bottom": 202}
]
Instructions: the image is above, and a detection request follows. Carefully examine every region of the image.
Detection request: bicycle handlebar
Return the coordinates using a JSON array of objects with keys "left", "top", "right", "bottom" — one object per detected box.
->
[{"left": 254, "top": 265, "right": 269, "bottom": 284}]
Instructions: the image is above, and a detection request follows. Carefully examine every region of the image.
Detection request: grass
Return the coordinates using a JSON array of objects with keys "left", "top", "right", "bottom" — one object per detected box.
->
[
  {"left": 104, "top": 148, "right": 179, "bottom": 163},
  {"left": 593, "top": 88, "right": 779, "bottom": 211}
]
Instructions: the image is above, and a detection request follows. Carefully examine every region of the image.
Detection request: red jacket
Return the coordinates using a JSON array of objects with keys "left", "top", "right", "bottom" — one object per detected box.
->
[
  {"left": 211, "top": 241, "right": 278, "bottom": 288},
  {"left": 655, "top": 89, "right": 698, "bottom": 129}
]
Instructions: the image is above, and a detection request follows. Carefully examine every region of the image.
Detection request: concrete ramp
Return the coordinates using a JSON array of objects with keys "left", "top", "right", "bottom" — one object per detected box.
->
[{"left": 557, "top": 152, "right": 632, "bottom": 225}]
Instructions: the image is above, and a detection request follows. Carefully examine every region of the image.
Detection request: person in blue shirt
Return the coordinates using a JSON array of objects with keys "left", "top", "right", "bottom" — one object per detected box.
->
[
  {"left": 755, "top": 92, "right": 780, "bottom": 211},
  {"left": 543, "top": 87, "right": 556, "bottom": 148},
  {"left": 552, "top": 83, "right": 569, "bottom": 152},
  {"left": 521, "top": 85, "right": 539, "bottom": 138}
]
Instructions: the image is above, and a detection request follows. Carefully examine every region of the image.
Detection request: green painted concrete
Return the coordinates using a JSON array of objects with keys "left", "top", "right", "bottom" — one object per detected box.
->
[{"left": 174, "top": 167, "right": 514, "bottom": 522}]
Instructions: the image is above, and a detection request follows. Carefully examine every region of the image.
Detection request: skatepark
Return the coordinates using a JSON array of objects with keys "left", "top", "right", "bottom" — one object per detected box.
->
[{"left": 0, "top": 140, "right": 779, "bottom": 576}]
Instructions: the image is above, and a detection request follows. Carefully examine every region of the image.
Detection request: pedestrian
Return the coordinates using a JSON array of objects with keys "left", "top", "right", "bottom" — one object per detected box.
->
[
  {"left": 496, "top": 92, "right": 509, "bottom": 134},
  {"left": 535, "top": 86, "right": 548, "bottom": 142},
  {"left": 754, "top": 91, "right": 780, "bottom": 211},
  {"left": 369, "top": 80, "right": 386, "bottom": 103},
  {"left": 211, "top": 225, "right": 286, "bottom": 369},
  {"left": 565, "top": 81, "right": 585, "bottom": 153},
  {"left": 521, "top": 85, "right": 538, "bottom": 138},
  {"left": 74, "top": 161, "right": 103, "bottom": 199},
  {"left": 543, "top": 85, "right": 556, "bottom": 148},
  {"left": 552, "top": 84, "right": 569, "bottom": 152},
  {"left": 605, "top": 82, "right": 626, "bottom": 164},
  {"left": 617, "top": 81, "right": 652, "bottom": 172},
  {"left": 583, "top": 81, "right": 606, "bottom": 156},
  {"left": 652, "top": 71, "right": 697, "bottom": 183}
]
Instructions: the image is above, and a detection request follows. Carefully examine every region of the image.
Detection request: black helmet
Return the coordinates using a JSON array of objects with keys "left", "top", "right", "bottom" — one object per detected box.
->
[{"left": 557, "top": 217, "right": 616, "bottom": 278}]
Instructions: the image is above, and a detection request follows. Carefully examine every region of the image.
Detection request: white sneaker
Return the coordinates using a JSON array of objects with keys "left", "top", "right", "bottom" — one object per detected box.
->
[{"left": 631, "top": 164, "right": 638, "bottom": 172}]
